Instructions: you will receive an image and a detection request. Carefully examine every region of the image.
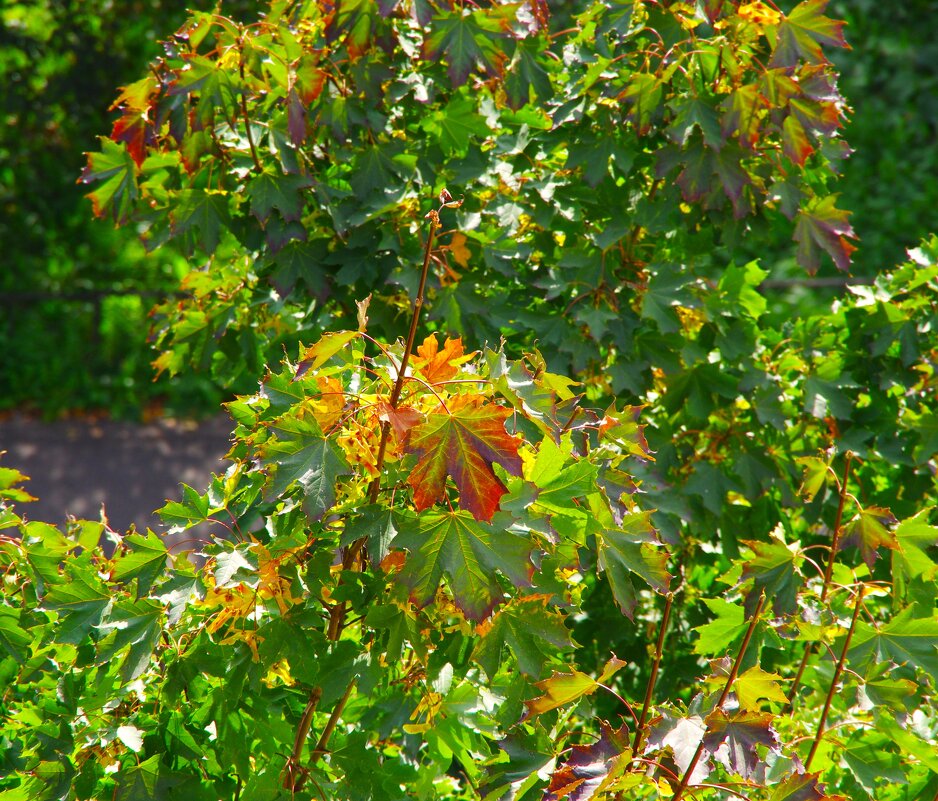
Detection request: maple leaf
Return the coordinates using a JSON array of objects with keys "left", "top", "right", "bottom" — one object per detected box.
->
[
  {"left": 845, "top": 606, "right": 938, "bottom": 681},
  {"left": 247, "top": 170, "right": 313, "bottom": 224},
  {"left": 413, "top": 334, "right": 469, "bottom": 385},
  {"left": 599, "top": 404, "right": 651, "bottom": 460},
  {"left": 544, "top": 723, "right": 631, "bottom": 801},
  {"left": 394, "top": 509, "right": 534, "bottom": 621},
  {"left": 295, "top": 330, "right": 360, "bottom": 380},
  {"left": 80, "top": 138, "right": 138, "bottom": 224},
  {"left": 259, "top": 416, "right": 352, "bottom": 520},
  {"left": 472, "top": 594, "right": 573, "bottom": 679},
  {"left": 693, "top": 598, "right": 748, "bottom": 655},
  {"left": 405, "top": 396, "right": 522, "bottom": 522},
  {"left": 720, "top": 83, "right": 766, "bottom": 149},
  {"left": 841, "top": 506, "right": 899, "bottom": 568},
  {"left": 423, "top": 8, "right": 511, "bottom": 87},
  {"left": 733, "top": 665, "right": 788, "bottom": 711},
  {"left": 892, "top": 509, "right": 938, "bottom": 589},
  {"left": 769, "top": 771, "right": 842, "bottom": 801},
  {"left": 739, "top": 534, "right": 804, "bottom": 616},
  {"left": 793, "top": 194, "right": 857, "bottom": 274},
  {"left": 170, "top": 189, "right": 231, "bottom": 255},
  {"left": 646, "top": 711, "right": 709, "bottom": 786},
  {"left": 622, "top": 73, "right": 662, "bottom": 135},
  {"left": 524, "top": 657, "right": 627, "bottom": 718},
  {"left": 703, "top": 709, "right": 780, "bottom": 779},
  {"left": 376, "top": 401, "right": 422, "bottom": 439},
  {"left": 596, "top": 509, "right": 671, "bottom": 619},
  {"left": 770, "top": 0, "right": 848, "bottom": 69}
]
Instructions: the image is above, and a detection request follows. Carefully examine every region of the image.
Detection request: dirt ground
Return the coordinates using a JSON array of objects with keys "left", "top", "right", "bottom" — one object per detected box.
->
[{"left": 0, "top": 413, "right": 233, "bottom": 537}]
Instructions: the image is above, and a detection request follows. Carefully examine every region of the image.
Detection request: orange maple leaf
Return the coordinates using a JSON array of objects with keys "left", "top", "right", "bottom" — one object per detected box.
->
[{"left": 413, "top": 334, "right": 469, "bottom": 385}]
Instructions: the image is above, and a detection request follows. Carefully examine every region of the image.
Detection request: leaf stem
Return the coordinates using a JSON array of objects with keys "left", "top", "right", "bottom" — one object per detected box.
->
[
  {"left": 804, "top": 584, "right": 865, "bottom": 771},
  {"left": 788, "top": 452, "right": 853, "bottom": 704},
  {"left": 288, "top": 198, "right": 446, "bottom": 789},
  {"left": 238, "top": 38, "right": 263, "bottom": 174},
  {"left": 672, "top": 592, "right": 765, "bottom": 801},
  {"left": 631, "top": 592, "right": 673, "bottom": 763}
]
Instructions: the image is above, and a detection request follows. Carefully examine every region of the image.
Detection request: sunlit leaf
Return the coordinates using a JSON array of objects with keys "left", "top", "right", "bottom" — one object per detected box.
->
[{"left": 405, "top": 395, "right": 523, "bottom": 522}]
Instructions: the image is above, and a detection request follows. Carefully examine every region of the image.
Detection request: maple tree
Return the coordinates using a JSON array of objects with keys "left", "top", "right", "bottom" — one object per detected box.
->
[{"left": 2, "top": 1, "right": 938, "bottom": 800}]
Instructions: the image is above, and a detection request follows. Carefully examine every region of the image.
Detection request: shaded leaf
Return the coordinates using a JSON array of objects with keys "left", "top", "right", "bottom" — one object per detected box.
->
[
  {"left": 770, "top": 0, "right": 848, "bottom": 69},
  {"left": 703, "top": 709, "right": 780, "bottom": 779},
  {"left": 739, "top": 534, "right": 803, "bottom": 616},
  {"left": 596, "top": 509, "right": 671, "bottom": 619},
  {"left": 544, "top": 723, "right": 631, "bottom": 801},
  {"left": 472, "top": 594, "right": 573, "bottom": 679},
  {"left": 423, "top": 9, "right": 510, "bottom": 86},
  {"left": 841, "top": 506, "right": 899, "bottom": 568},
  {"left": 793, "top": 194, "right": 857, "bottom": 274}
]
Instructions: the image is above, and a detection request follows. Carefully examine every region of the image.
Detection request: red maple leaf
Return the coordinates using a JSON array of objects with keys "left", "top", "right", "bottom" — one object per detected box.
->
[{"left": 405, "top": 395, "right": 522, "bottom": 521}]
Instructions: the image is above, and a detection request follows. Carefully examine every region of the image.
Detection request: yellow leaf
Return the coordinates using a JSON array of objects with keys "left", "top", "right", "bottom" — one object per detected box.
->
[{"left": 734, "top": 665, "right": 788, "bottom": 711}]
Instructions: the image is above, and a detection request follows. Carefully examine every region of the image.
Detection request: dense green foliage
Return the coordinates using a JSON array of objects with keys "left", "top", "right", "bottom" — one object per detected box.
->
[{"left": 2, "top": 2, "right": 937, "bottom": 800}]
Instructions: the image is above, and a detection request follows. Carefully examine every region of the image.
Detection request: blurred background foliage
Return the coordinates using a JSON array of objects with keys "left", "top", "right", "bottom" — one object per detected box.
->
[{"left": 1, "top": 0, "right": 936, "bottom": 418}]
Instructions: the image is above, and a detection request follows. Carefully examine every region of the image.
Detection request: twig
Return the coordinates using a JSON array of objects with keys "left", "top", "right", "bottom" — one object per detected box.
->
[
  {"left": 672, "top": 592, "right": 765, "bottom": 801},
  {"left": 805, "top": 584, "right": 865, "bottom": 770},
  {"left": 788, "top": 453, "right": 853, "bottom": 704},
  {"left": 631, "top": 592, "right": 673, "bottom": 763}
]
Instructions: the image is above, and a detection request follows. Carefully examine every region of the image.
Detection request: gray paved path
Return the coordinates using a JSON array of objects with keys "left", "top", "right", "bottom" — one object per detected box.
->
[{"left": 0, "top": 413, "right": 233, "bottom": 536}]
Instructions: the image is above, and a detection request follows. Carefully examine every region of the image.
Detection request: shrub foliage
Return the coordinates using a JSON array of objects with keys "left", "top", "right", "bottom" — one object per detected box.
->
[{"left": 2, "top": 2, "right": 937, "bottom": 800}]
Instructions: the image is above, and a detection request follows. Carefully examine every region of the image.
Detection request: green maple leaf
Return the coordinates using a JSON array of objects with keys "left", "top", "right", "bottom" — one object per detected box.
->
[
  {"left": 703, "top": 709, "right": 780, "bottom": 779},
  {"left": 80, "top": 137, "right": 138, "bottom": 224},
  {"left": 796, "top": 455, "right": 831, "bottom": 501},
  {"left": 595, "top": 507, "right": 671, "bottom": 620},
  {"left": 423, "top": 8, "right": 510, "bottom": 87},
  {"left": 846, "top": 606, "right": 938, "bottom": 682},
  {"left": 739, "top": 534, "right": 804, "bottom": 616},
  {"left": 395, "top": 509, "right": 534, "bottom": 620},
  {"left": 0, "top": 607, "right": 31, "bottom": 664},
  {"left": 405, "top": 397, "right": 522, "bottom": 522},
  {"left": 44, "top": 572, "right": 112, "bottom": 644},
  {"left": 247, "top": 170, "right": 312, "bottom": 223},
  {"left": 793, "top": 194, "right": 857, "bottom": 274},
  {"left": 622, "top": 72, "right": 662, "bottom": 135},
  {"left": 112, "top": 531, "right": 168, "bottom": 599},
  {"left": 693, "top": 598, "right": 748, "bottom": 655},
  {"left": 504, "top": 37, "right": 553, "bottom": 110},
  {"left": 260, "top": 416, "right": 352, "bottom": 520},
  {"left": 472, "top": 594, "right": 574, "bottom": 679},
  {"left": 841, "top": 506, "right": 899, "bottom": 568},
  {"left": 170, "top": 189, "right": 232, "bottom": 254},
  {"left": 770, "top": 0, "right": 848, "bottom": 69},
  {"left": 96, "top": 599, "right": 164, "bottom": 681},
  {"left": 326, "top": 0, "right": 379, "bottom": 59},
  {"left": 893, "top": 508, "right": 938, "bottom": 586},
  {"left": 421, "top": 94, "right": 490, "bottom": 156}
]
